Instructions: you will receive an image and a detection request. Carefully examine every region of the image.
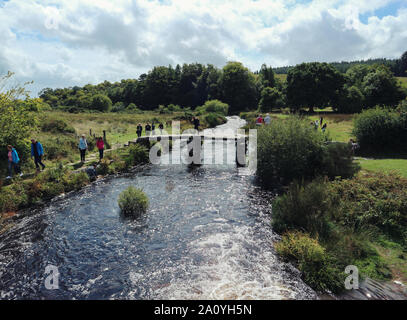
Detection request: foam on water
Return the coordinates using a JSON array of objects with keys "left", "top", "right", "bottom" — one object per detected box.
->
[{"left": 0, "top": 116, "right": 317, "bottom": 300}]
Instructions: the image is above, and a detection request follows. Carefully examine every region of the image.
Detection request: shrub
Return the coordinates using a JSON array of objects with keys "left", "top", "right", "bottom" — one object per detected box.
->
[
  {"left": 110, "top": 160, "right": 128, "bottom": 173},
  {"left": 158, "top": 105, "right": 173, "bottom": 114},
  {"left": 275, "top": 231, "right": 345, "bottom": 293},
  {"left": 321, "top": 143, "right": 360, "bottom": 179},
  {"left": 90, "top": 94, "right": 112, "bottom": 112},
  {"left": 64, "top": 171, "right": 90, "bottom": 191},
  {"left": 125, "top": 144, "right": 149, "bottom": 167},
  {"left": 40, "top": 182, "right": 65, "bottom": 200},
  {"left": 329, "top": 172, "right": 407, "bottom": 244},
  {"left": 201, "top": 100, "right": 229, "bottom": 116},
  {"left": 257, "top": 117, "right": 359, "bottom": 186},
  {"left": 112, "top": 102, "right": 125, "bottom": 113},
  {"left": 257, "top": 117, "right": 326, "bottom": 186},
  {"left": 167, "top": 104, "right": 182, "bottom": 112},
  {"left": 126, "top": 103, "right": 143, "bottom": 114},
  {"left": 204, "top": 113, "right": 227, "bottom": 128},
  {"left": 96, "top": 158, "right": 110, "bottom": 175},
  {"left": 42, "top": 136, "right": 78, "bottom": 160},
  {"left": 0, "top": 182, "right": 28, "bottom": 212},
  {"left": 353, "top": 107, "right": 406, "bottom": 154},
  {"left": 258, "top": 87, "right": 285, "bottom": 112},
  {"left": 41, "top": 118, "right": 75, "bottom": 134},
  {"left": 272, "top": 179, "right": 335, "bottom": 238},
  {"left": 118, "top": 186, "right": 149, "bottom": 216},
  {"left": 239, "top": 111, "right": 257, "bottom": 120}
]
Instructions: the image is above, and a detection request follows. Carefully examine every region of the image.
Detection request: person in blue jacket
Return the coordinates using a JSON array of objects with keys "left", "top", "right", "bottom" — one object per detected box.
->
[
  {"left": 31, "top": 139, "right": 46, "bottom": 171},
  {"left": 78, "top": 134, "right": 88, "bottom": 162},
  {"left": 6, "top": 145, "right": 22, "bottom": 179}
]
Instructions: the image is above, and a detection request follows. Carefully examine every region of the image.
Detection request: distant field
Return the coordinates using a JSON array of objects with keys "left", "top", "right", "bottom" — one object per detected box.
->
[
  {"left": 397, "top": 77, "right": 407, "bottom": 89},
  {"left": 275, "top": 74, "right": 287, "bottom": 82}
]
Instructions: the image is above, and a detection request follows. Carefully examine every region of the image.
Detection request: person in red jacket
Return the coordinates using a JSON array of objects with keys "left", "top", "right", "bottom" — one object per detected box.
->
[
  {"left": 256, "top": 115, "right": 264, "bottom": 126},
  {"left": 96, "top": 137, "right": 105, "bottom": 161}
]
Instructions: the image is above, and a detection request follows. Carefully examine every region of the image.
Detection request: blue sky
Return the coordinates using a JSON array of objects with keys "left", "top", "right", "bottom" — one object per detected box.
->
[
  {"left": 0, "top": 0, "right": 406, "bottom": 95},
  {"left": 360, "top": 0, "right": 407, "bottom": 23}
]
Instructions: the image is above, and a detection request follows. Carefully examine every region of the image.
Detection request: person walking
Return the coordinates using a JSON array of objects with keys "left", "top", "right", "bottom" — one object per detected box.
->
[
  {"left": 321, "top": 123, "right": 327, "bottom": 133},
  {"left": 78, "top": 134, "right": 88, "bottom": 163},
  {"left": 264, "top": 113, "right": 271, "bottom": 125},
  {"left": 193, "top": 117, "right": 200, "bottom": 131},
  {"left": 151, "top": 123, "right": 156, "bottom": 135},
  {"left": 256, "top": 115, "right": 264, "bottom": 126},
  {"left": 145, "top": 123, "right": 152, "bottom": 136},
  {"left": 6, "top": 145, "right": 22, "bottom": 179},
  {"left": 158, "top": 123, "right": 164, "bottom": 134},
  {"left": 136, "top": 124, "right": 143, "bottom": 138},
  {"left": 31, "top": 139, "right": 46, "bottom": 171},
  {"left": 96, "top": 137, "right": 105, "bottom": 161}
]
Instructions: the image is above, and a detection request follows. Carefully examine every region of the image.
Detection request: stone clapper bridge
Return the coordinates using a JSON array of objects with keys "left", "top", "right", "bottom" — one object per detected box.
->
[{"left": 125, "top": 131, "right": 254, "bottom": 167}]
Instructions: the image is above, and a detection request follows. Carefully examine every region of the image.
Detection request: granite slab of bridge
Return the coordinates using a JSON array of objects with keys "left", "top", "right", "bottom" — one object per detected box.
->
[
  {"left": 126, "top": 134, "right": 248, "bottom": 146},
  {"left": 125, "top": 134, "right": 250, "bottom": 166}
]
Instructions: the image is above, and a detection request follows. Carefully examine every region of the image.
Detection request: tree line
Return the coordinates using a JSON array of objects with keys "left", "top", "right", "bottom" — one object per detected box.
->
[
  {"left": 39, "top": 51, "right": 407, "bottom": 115},
  {"left": 273, "top": 53, "right": 407, "bottom": 76},
  {"left": 39, "top": 62, "right": 274, "bottom": 114}
]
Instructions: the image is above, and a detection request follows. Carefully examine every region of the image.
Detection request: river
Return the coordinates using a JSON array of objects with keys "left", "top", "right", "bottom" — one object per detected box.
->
[{"left": 0, "top": 116, "right": 317, "bottom": 300}]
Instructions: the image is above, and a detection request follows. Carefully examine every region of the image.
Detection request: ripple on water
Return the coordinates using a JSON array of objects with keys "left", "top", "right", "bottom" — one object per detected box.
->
[{"left": 0, "top": 117, "right": 317, "bottom": 300}]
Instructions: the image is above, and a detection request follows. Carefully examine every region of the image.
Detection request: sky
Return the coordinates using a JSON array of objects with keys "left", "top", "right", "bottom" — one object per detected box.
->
[{"left": 0, "top": 0, "right": 406, "bottom": 96}]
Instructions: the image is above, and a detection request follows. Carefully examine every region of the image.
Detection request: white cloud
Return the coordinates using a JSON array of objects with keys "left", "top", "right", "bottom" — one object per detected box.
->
[{"left": 0, "top": 0, "right": 406, "bottom": 95}]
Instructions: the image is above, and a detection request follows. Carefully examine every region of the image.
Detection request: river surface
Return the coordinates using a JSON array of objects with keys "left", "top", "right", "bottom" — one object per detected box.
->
[{"left": 0, "top": 117, "right": 317, "bottom": 300}]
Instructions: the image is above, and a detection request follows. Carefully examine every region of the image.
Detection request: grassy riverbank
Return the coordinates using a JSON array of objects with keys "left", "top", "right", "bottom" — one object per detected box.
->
[
  {"left": 274, "top": 172, "right": 407, "bottom": 292},
  {"left": 242, "top": 111, "right": 407, "bottom": 178},
  {"left": 0, "top": 143, "right": 151, "bottom": 233},
  {"left": 0, "top": 105, "right": 227, "bottom": 229},
  {"left": 255, "top": 115, "right": 407, "bottom": 294},
  {"left": 0, "top": 108, "right": 226, "bottom": 178}
]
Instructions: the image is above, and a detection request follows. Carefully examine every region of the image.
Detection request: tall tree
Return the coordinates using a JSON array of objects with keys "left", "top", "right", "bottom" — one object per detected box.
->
[
  {"left": 362, "top": 65, "right": 405, "bottom": 108},
  {"left": 286, "top": 62, "right": 345, "bottom": 112},
  {"left": 219, "top": 62, "right": 258, "bottom": 113},
  {"left": 144, "top": 66, "right": 172, "bottom": 108},
  {"left": 258, "top": 64, "right": 276, "bottom": 89},
  {"left": 399, "top": 51, "right": 407, "bottom": 77}
]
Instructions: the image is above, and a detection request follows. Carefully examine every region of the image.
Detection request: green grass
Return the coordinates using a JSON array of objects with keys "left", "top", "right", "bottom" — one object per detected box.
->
[
  {"left": 375, "top": 238, "right": 407, "bottom": 284},
  {"left": 309, "top": 114, "right": 354, "bottom": 142},
  {"left": 275, "top": 74, "right": 287, "bottom": 82},
  {"left": 40, "top": 111, "right": 186, "bottom": 146},
  {"left": 357, "top": 158, "right": 407, "bottom": 177},
  {"left": 247, "top": 110, "right": 407, "bottom": 177},
  {"left": 397, "top": 77, "right": 407, "bottom": 89}
]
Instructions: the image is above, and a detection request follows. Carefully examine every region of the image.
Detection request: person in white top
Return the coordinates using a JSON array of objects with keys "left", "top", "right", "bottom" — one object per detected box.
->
[{"left": 264, "top": 113, "right": 271, "bottom": 125}]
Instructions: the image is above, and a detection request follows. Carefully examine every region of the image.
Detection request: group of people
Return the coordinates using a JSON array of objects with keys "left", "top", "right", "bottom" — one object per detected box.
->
[
  {"left": 5, "top": 139, "right": 46, "bottom": 179},
  {"left": 135, "top": 118, "right": 200, "bottom": 138},
  {"left": 256, "top": 114, "right": 272, "bottom": 126},
  {"left": 5, "top": 135, "right": 106, "bottom": 179},
  {"left": 311, "top": 117, "right": 328, "bottom": 133},
  {"left": 136, "top": 122, "right": 166, "bottom": 138},
  {"left": 78, "top": 135, "right": 105, "bottom": 163}
]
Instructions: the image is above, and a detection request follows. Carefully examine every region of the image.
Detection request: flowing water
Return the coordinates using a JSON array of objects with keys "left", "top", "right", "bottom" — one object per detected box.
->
[{"left": 0, "top": 117, "right": 317, "bottom": 300}]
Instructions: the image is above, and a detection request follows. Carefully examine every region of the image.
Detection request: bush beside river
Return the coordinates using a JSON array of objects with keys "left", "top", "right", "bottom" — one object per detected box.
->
[{"left": 257, "top": 117, "right": 407, "bottom": 294}]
